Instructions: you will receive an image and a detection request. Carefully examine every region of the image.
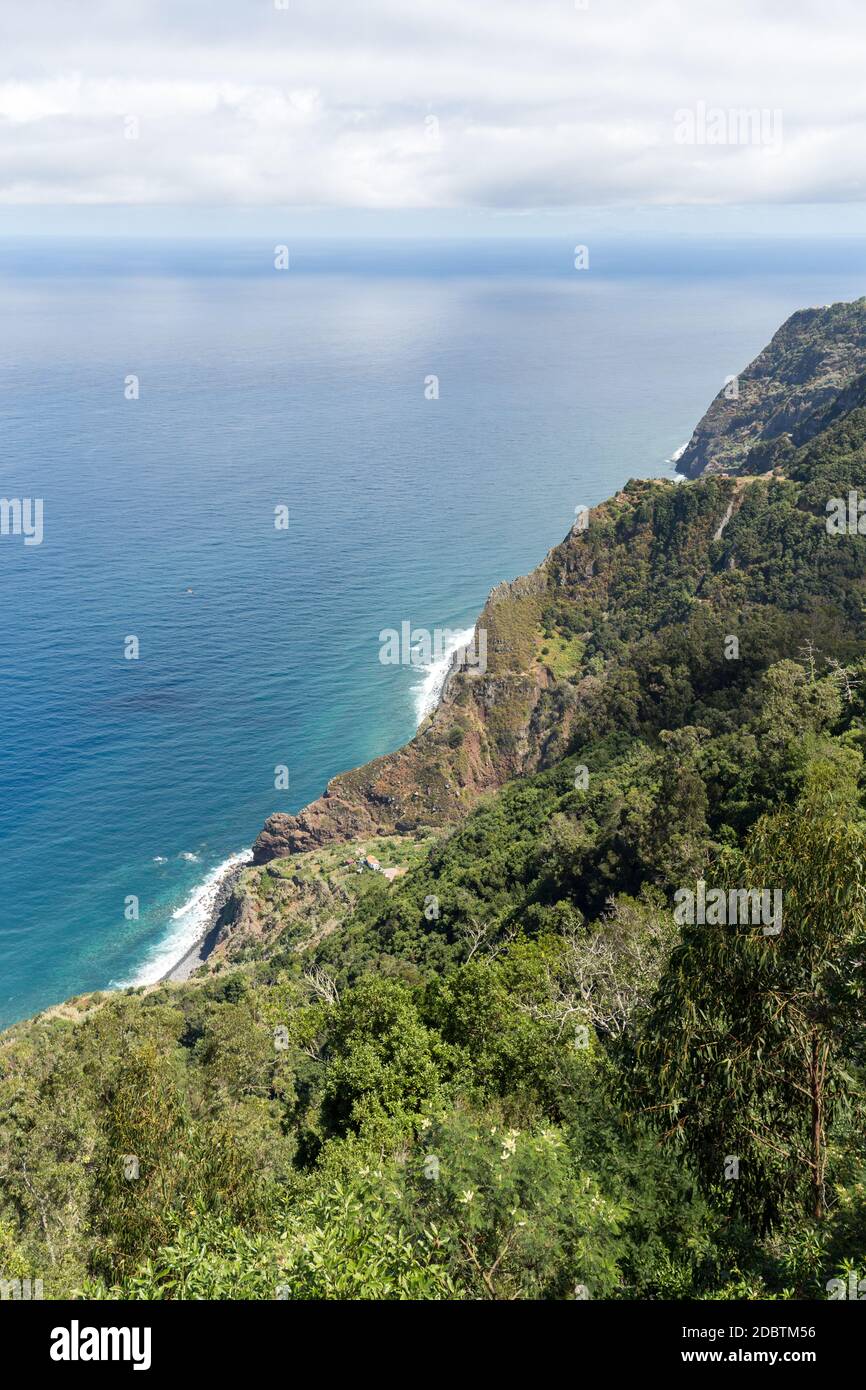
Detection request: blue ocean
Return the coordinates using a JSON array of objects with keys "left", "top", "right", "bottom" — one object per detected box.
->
[{"left": 2, "top": 235, "right": 865, "bottom": 1027}]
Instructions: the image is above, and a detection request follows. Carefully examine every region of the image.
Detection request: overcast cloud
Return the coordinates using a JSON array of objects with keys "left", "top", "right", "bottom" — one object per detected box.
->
[{"left": 1, "top": 0, "right": 864, "bottom": 211}]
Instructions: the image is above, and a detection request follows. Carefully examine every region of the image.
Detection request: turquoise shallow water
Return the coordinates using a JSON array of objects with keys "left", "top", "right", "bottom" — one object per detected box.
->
[{"left": 1, "top": 235, "right": 865, "bottom": 1027}]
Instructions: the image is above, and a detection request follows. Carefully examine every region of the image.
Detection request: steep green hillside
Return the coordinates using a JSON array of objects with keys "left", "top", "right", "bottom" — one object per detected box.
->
[{"left": 3, "top": 303, "right": 866, "bottom": 1301}]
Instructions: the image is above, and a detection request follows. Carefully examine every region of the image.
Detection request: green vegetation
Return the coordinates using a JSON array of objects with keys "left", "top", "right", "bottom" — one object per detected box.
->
[{"left": 4, "top": 306, "right": 866, "bottom": 1299}]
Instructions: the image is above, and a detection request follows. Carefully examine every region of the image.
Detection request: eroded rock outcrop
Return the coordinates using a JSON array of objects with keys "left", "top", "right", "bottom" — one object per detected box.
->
[
  {"left": 252, "top": 562, "right": 554, "bottom": 862},
  {"left": 677, "top": 298, "right": 866, "bottom": 479}
]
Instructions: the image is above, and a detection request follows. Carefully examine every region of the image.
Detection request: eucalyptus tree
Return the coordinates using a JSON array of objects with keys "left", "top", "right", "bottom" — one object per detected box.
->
[{"left": 630, "top": 780, "right": 866, "bottom": 1230}]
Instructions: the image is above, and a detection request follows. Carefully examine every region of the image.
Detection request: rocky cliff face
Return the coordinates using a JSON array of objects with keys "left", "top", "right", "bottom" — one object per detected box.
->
[
  {"left": 252, "top": 477, "right": 741, "bottom": 865},
  {"left": 676, "top": 297, "right": 866, "bottom": 479},
  {"left": 252, "top": 563, "right": 556, "bottom": 862}
]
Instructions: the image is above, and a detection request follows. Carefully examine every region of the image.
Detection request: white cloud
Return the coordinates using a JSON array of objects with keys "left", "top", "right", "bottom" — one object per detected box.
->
[{"left": 1, "top": 0, "right": 865, "bottom": 209}]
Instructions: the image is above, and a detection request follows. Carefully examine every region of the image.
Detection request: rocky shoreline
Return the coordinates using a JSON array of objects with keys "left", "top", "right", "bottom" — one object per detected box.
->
[
  {"left": 160, "top": 500, "right": 633, "bottom": 980},
  {"left": 158, "top": 615, "right": 498, "bottom": 982},
  {"left": 161, "top": 859, "right": 250, "bottom": 983}
]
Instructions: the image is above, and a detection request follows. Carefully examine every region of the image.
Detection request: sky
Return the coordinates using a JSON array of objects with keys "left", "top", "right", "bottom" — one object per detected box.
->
[{"left": 1, "top": 0, "right": 865, "bottom": 237}]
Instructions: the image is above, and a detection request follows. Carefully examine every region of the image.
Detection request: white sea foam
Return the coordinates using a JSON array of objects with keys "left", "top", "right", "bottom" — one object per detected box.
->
[
  {"left": 411, "top": 626, "right": 477, "bottom": 726},
  {"left": 180, "top": 851, "right": 200, "bottom": 862},
  {"left": 667, "top": 441, "right": 689, "bottom": 463},
  {"left": 152, "top": 855, "right": 167, "bottom": 864},
  {"left": 119, "top": 848, "right": 252, "bottom": 987}
]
